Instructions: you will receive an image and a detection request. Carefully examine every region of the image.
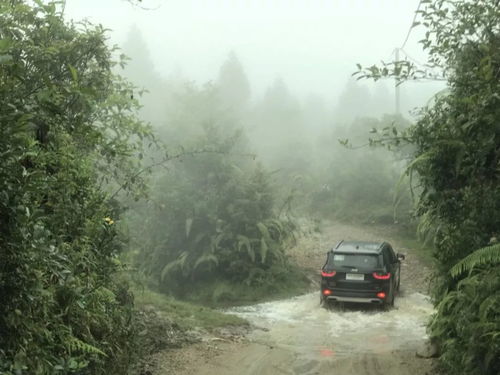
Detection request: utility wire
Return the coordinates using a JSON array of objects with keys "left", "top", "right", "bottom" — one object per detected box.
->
[
  {"left": 400, "top": 0, "right": 423, "bottom": 50},
  {"left": 400, "top": 48, "right": 426, "bottom": 67}
]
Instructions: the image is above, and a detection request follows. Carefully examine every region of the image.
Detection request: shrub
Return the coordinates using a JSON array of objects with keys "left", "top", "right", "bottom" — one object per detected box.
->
[{"left": 0, "top": 2, "right": 151, "bottom": 373}]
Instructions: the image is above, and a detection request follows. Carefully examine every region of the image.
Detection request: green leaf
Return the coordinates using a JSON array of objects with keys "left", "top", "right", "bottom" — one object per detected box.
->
[
  {"left": 185, "top": 218, "right": 193, "bottom": 238},
  {"left": 161, "top": 252, "right": 189, "bottom": 280},
  {"left": 194, "top": 253, "right": 219, "bottom": 270},
  {"left": 257, "top": 222, "right": 271, "bottom": 240},
  {"left": 68, "top": 64, "right": 78, "bottom": 82},
  {"left": 0, "top": 54, "right": 13, "bottom": 64},
  {"left": 68, "top": 337, "right": 107, "bottom": 357},
  {"left": 260, "top": 238, "right": 268, "bottom": 264},
  {"left": 450, "top": 244, "right": 500, "bottom": 278},
  {"left": 237, "top": 235, "right": 255, "bottom": 263},
  {"left": 0, "top": 38, "right": 12, "bottom": 51}
]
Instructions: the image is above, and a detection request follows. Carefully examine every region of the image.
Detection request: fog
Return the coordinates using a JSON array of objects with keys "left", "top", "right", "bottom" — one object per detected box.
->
[
  {"left": 62, "top": 0, "right": 443, "bottom": 300},
  {"left": 3, "top": 2, "right": 496, "bottom": 374},
  {"left": 64, "top": 0, "right": 442, "bottom": 111}
]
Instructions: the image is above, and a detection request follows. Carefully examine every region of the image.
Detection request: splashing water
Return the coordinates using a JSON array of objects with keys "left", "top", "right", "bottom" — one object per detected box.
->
[{"left": 228, "top": 292, "right": 434, "bottom": 356}]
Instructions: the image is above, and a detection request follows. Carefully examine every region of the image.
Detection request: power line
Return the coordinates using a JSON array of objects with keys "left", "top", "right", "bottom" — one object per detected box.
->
[
  {"left": 400, "top": 0, "right": 423, "bottom": 50},
  {"left": 393, "top": 0, "right": 424, "bottom": 115},
  {"left": 400, "top": 48, "right": 446, "bottom": 81},
  {"left": 395, "top": 48, "right": 401, "bottom": 114},
  {"left": 400, "top": 48, "right": 426, "bottom": 67}
]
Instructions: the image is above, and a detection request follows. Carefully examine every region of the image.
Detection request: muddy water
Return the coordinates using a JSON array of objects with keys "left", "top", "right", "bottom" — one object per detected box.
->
[
  {"left": 184, "top": 291, "right": 435, "bottom": 375},
  {"left": 193, "top": 292, "right": 435, "bottom": 375},
  {"left": 171, "top": 222, "right": 436, "bottom": 375},
  {"left": 230, "top": 291, "right": 433, "bottom": 358}
]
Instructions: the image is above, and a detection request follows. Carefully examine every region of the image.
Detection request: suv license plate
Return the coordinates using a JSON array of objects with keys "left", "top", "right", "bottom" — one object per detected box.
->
[{"left": 346, "top": 273, "right": 364, "bottom": 281}]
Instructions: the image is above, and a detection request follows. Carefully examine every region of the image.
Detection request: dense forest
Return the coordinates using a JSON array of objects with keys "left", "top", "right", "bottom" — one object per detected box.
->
[{"left": 0, "top": 0, "right": 498, "bottom": 374}]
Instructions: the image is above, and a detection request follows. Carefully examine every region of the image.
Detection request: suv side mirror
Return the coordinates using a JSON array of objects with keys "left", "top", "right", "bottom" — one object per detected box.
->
[{"left": 397, "top": 253, "right": 405, "bottom": 261}]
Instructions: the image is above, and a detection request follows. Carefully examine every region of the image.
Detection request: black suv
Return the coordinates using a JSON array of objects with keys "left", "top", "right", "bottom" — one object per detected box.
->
[{"left": 320, "top": 241, "right": 404, "bottom": 308}]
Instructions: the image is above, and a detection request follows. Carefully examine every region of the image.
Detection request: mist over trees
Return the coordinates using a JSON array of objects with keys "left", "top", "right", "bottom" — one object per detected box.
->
[
  {"left": 116, "top": 18, "right": 421, "bottom": 310},
  {"left": 118, "top": 19, "right": 420, "bottom": 226},
  {"left": 217, "top": 51, "right": 251, "bottom": 112},
  {"left": 5, "top": 1, "right": 498, "bottom": 374},
  {"left": 357, "top": 0, "right": 500, "bottom": 373}
]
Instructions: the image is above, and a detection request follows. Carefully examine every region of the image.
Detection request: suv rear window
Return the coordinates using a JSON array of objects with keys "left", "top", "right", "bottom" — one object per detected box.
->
[{"left": 327, "top": 252, "right": 380, "bottom": 268}]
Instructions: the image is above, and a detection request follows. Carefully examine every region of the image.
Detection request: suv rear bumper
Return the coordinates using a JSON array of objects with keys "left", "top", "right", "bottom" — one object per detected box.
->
[{"left": 325, "top": 295, "right": 383, "bottom": 304}]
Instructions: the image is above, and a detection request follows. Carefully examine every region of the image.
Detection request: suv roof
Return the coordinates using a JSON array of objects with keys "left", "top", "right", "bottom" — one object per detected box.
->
[{"left": 332, "top": 240, "right": 385, "bottom": 254}]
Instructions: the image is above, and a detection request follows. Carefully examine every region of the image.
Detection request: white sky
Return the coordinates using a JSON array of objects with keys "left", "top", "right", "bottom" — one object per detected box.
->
[{"left": 64, "top": 0, "right": 436, "bottom": 105}]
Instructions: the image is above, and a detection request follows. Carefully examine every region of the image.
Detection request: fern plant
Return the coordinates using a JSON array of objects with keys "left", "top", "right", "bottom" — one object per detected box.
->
[
  {"left": 450, "top": 243, "right": 500, "bottom": 278},
  {"left": 67, "top": 337, "right": 107, "bottom": 357},
  {"left": 430, "top": 265, "right": 500, "bottom": 375},
  {"left": 129, "top": 120, "right": 303, "bottom": 302}
]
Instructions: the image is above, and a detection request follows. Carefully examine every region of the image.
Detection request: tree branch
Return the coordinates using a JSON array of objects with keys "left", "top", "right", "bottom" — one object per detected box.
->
[{"left": 107, "top": 149, "right": 256, "bottom": 201}]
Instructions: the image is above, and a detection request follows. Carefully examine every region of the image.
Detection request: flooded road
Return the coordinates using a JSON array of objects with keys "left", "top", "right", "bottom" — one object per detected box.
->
[
  {"left": 230, "top": 291, "right": 433, "bottom": 357},
  {"left": 216, "top": 291, "right": 434, "bottom": 375},
  {"left": 163, "top": 222, "right": 436, "bottom": 375}
]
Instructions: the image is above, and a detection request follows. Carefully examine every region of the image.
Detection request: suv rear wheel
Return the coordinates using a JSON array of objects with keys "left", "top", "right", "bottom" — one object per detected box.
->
[{"left": 383, "top": 288, "right": 395, "bottom": 310}]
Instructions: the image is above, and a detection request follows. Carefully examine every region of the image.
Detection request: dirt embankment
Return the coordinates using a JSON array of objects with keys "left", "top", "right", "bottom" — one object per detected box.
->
[{"left": 145, "top": 221, "right": 437, "bottom": 375}]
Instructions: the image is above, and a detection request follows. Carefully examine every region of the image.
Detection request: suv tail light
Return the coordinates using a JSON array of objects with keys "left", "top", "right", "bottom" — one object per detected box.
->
[
  {"left": 373, "top": 272, "right": 391, "bottom": 280},
  {"left": 321, "top": 270, "right": 336, "bottom": 277},
  {"left": 377, "top": 292, "right": 386, "bottom": 299},
  {"left": 323, "top": 289, "right": 332, "bottom": 296}
]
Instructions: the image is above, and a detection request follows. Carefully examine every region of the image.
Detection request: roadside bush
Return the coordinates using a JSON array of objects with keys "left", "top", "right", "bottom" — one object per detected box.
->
[
  {"left": 308, "top": 115, "right": 413, "bottom": 224},
  {"left": 132, "top": 146, "right": 304, "bottom": 303},
  {"left": 0, "top": 2, "right": 151, "bottom": 373},
  {"left": 430, "top": 265, "right": 500, "bottom": 375},
  {"left": 128, "top": 83, "right": 308, "bottom": 303},
  {"left": 357, "top": 1, "right": 500, "bottom": 373}
]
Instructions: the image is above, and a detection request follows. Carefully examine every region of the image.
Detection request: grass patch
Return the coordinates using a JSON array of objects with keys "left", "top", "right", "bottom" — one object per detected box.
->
[
  {"left": 179, "top": 265, "right": 311, "bottom": 308},
  {"left": 133, "top": 288, "right": 248, "bottom": 331},
  {"left": 384, "top": 226, "right": 436, "bottom": 267}
]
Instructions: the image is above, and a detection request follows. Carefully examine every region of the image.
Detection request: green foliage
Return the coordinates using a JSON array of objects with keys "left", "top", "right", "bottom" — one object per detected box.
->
[
  {"left": 128, "top": 83, "right": 308, "bottom": 304},
  {"left": 0, "top": 1, "right": 152, "bottom": 373},
  {"left": 134, "top": 149, "right": 301, "bottom": 302},
  {"left": 133, "top": 289, "right": 248, "bottom": 331},
  {"left": 217, "top": 51, "right": 251, "bottom": 112},
  {"left": 308, "top": 115, "right": 414, "bottom": 224},
  {"left": 368, "top": 0, "right": 500, "bottom": 268},
  {"left": 429, "top": 265, "right": 500, "bottom": 375},
  {"left": 450, "top": 243, "right": 500, "bottom": 278},
  {"left": 358, "top": 1, "right": 500, "bottom": 374}
]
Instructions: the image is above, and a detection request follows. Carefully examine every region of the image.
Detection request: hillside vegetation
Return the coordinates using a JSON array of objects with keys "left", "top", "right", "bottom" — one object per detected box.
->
[
  {"left": 1, "top": 1, "right": 498, "bottom": 374},
  {"left": 358, "top": 1, "right": 500, "bottom": 373},
  {"left": 0, "top": 2, "right": 153, "bottom": 373}
]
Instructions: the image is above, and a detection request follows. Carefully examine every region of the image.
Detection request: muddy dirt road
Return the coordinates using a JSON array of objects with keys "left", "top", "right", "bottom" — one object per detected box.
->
[{"left": 159, "top": 221, "right": 436, "bottom": 375}]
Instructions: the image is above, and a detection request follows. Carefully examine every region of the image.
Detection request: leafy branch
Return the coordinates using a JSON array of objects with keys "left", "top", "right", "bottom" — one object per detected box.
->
[{"left": 108, "top": 148, "right": 256, "bottom": 200}]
